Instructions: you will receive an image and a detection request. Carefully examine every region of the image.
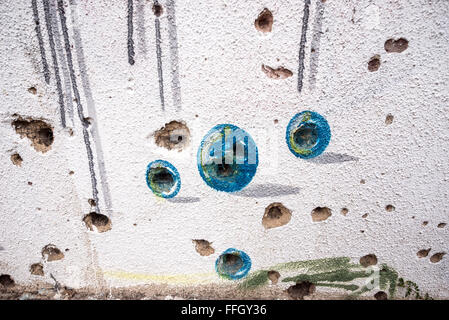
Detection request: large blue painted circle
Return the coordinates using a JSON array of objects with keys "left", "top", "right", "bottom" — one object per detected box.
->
[
  {"left": 286, "top": 111, "right": 331, "bottom": 159},
  {"left": 146, "top": 160, "right": 181, "bottom": 198},
  {"left": 215, "top": 248, "right": 252, "bottom": 280},
  {"left": 197, "top": 124, "right": 258, "bottom": 192}
]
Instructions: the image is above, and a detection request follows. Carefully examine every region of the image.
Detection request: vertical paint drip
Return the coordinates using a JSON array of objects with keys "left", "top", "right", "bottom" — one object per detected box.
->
[
  {"left": 297, "top": 0, "right": 311, "bottom": 94},
  {"left": 43, "top": 0, "right": 66, "bottom": 128},
  {"left": 154, "top": 3, "right": 165, "bottom": 110},
  {"left": 31, "top": 0, "right": 50, "bottom": 84},
  {"left": 127, "top": 0, "right": 135, "bottom": 65},
  {"left": 57, "top": 0, "right": 100, "bottom": 212}
]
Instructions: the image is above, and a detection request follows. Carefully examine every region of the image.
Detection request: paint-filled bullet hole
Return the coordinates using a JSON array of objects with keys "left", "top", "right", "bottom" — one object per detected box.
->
[
  {"left": 0, "top": 274, "right": 15, "bottom": 288},
  {"left": 417, "top": 248, "right": 431, "bottom": 258},
  {"left": 385, "top": 114, "right": 394, "bottom": 125},
  {"left": 430, "top": 252, "right": 445, "bottom": 263},
  {"left": 362, "top": 213, "right": 368, "bottom": 219},
  {"left": 30, "top": 263, "right": 44, "bottom": 276},
  {"left": 192, "top": 239, "right": 215, "bottom": 256},
  {"left": 262, "top": 202, "right": 292, "bottom": 229},
  {"left": 152, "top": 3, "right": 163, "bottom": 17},
  {"left": 384, "top": 38, "right": 408, "bottom": 53},
  {"left": 360, "top": 254, "right": 377, "bottom": 267},
  {"left": 88, "top": 199, "right": 96, "bottom": 207},
  {"left": 340, "top": 208, "right": 349, "bottom": 216},
  {"left": 83, "top": 212, "right": 112, "bottom": 233},
  {"left": 287, "top": 281, "right": 315, "bottom": 300},
  {"left": 261, "top": 64, "right": 293, "bottom": 79},
  {"left": 215, "top": 248, "right": 251, "bottom": 280},
  {"left": 154, "top": 121, "right": 190, "bottom": 151},
  {"left": 254, "top": 8, "right": 273, "bottom": 33},
  {"left": 268, "top": 270, "right": 280, "bottom": 285},
  {"left": 146, "top": 160, "right": 181, "bottom": 198},
  {"left": 385, "top": 204, "right": 395, "bottom": 212},
  {"left": 368, "top": 55, "right": 381, "bottom": 72},
  {"left": 12, "top": 118, "right": 54, "bottom": 153},
  {"left": 422, "top": 221, "right": 428, "bottom": 226},
  {"left": 311, "top": 207, "right": 331, "bottom": 222},
  {"left": 437, "top": 223, "right": 447, "bottom": 228},
  {"left": 42, "top": 244, "right": 64, "bottom": 262},
  {"left": 10, "top": 153, "right": 23, "bottom": 167},
  {"left": 374, "top": 291, "right": 388, "bottom": 300},
  {"left": 28, "top": 87, "right": 37, "bottom": 94}
]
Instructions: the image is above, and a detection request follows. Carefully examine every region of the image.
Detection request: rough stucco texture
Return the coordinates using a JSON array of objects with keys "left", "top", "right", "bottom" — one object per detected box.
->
[{"left": 0, "top": 0, "right": 448, "bottom": 299}]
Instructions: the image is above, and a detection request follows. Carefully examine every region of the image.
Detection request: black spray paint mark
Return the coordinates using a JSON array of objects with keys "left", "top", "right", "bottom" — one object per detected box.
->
[
  {"left": 166, "top": 0, "right": 182, "bottom": 111},
  {"left": 309, "top": 0, "right": 325, "bottom": 91},
  {"left": 31, "top": 0, "right": 50, "bottom": 84},
  {"left": 57, "top": 0, "right": 100, "bottom": 212},
  {"left": 69, "top": 0, "right": 114, "bottom": 215},
  {"left": 297, "top": 0, "right": 311, "bottom": 94},
  {"left": 43, "top": 0, "right": 66, "bottom": 128},
  {"left": 154, "top": 1, "right": 165, "bottom": 110},
  {"left": 127, "top": 0, "right": 135, "bottom": 65}
]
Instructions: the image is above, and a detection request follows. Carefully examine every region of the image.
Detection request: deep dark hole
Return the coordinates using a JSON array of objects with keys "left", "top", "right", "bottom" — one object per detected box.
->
[
  {"left": 153, "top": 4, "right": 163, "bottom": 17},
  {"left": 293, "top": 123, "right": 318, "bottom": 149},
  {"left": 216, "top": 163, "right": 233, "bottom": 177},
  {"left": 152, "top": 168, "right": 175, "bottom": 192},
  {"left": 220, "top": 254, "right": 243, "bottom": 274},
  {"left": 268, "top": 206, "right": 283, "bottom": 219},
  {"left": 177, "top": 135, "right": 183, "bottom": 142},
  {"left": 38, "top": 128, "right": 54, "bottom": 146},
  {"left": 90, "top": 212, "right": 110, "bottom": 226}
]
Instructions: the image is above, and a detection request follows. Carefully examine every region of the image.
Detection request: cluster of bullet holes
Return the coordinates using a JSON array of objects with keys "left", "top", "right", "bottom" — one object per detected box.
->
[
  {"left": 192, "top": 240, "right": 215, "bottom": 256},
  {"left": 83, "top": 212, "right": 112, "bottom": 233},
  {"left": 153, "top": 121, "right": 190, "bottom": 151},
  {"left": 10, "top": 153, "right": 23, "bottom": 166},
  {"left": 311, "top": 207, "right": 331, "bottom": 222},
  {"left": 12, "top": 118, "right": 54, "bottom": 153},
  {"left": 360, "top": 254, "right": 377, "bottom": 267},
  {"left": 262, "top": 202, "right": 292, "bottom": 229},
  {"left": 42, "top": 244, "right": 64, "bottom": 262},
  {"left": 367, "top": 38, "right": 408, "bottom": 72},
  {"left": 30, "top": 263, "right": 44, "bottom": 276},
  {"left": 287, "top": 281, "right": 315, "bottom": 300},
  {"left": 0, "top": 274, "right": 15, "bottom": 288},
  {"left": 417, "top": 249, "right": 445, "bottom": 263}
]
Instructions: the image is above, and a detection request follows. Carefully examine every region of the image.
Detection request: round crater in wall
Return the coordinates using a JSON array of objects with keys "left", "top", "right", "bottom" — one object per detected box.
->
[
  {"left": 286, "top": 111, "right": 331, "bottom": 159},
  {"left": 197, "top": 124, "right": 258, "bottom": 192},
  {"left": 146, "top": 160, "right": 181, "bottom": 198},
  {"left": 215, "top": 248, "right": 251, "bottom": 280}
]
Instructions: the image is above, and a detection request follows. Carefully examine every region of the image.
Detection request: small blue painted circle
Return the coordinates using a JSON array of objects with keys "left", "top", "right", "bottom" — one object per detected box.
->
[
  {"left": 146, "top": 160, "right": 181, "bottom": 198},
  {"left": 197, "top": 124, "right": 258, "bottom": 192},
  {"left": 215, "top": 248, "right": 252, "bottom": 280},
  {"left": 286, "top": 111, "right": 331, "bottom": 159}
]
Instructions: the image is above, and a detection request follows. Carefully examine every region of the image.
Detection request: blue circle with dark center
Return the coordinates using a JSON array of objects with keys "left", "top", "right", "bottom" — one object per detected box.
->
[
  {"left": 215, "top": 248, "right": 252, "bottom": 280},
  {"left": 197, "top": 124, "right": 258, "bottom": 192},
  {"left": 146, "top": 160, "right": 181, "bottom": 198},
  {"left": 286, "top": 111, "right": 331, "bottom": 159}
]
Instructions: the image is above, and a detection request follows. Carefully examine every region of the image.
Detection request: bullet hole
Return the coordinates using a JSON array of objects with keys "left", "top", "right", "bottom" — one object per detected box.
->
[
  {"left": 385, "top": 114, "right": 394, "bottom": 125},
  {"left": 274, "top": 119, "right": 278, "bottom": 124},
  {"left": 384, "top": 38, "right": 408, "bottom": 53},
  {"left": 28, "top": 87, "right": 37, "bottom": 94},
  {"left": 12, "top": 118, "right": 54, "bottom": 153},
  {"left": 340, "top": 208, "right": 349, "bottom": 216},
  {"left": 192, "top": 239, "right": 215, "bottom": 256},
  {"left": 360, "top": 230, "right": 365, "bottom": 233},
  {"left": 311, "top": 207, "right": 331, "bottom": 222},
  {"left": 362, "top": 213, "right": 368, "bottom": 218},
  {"left": 154, "top": 121, "right": 190, "bottom": 151},
  {"left": 374, "top": 291, "right": 388, "bottom": 300},
  {"left": 422, "top": 221, "right": 429, "bottom": 226},
  {"left": 360, "top": 254, "right": 377, "bottom": 267},
  {"left": 146, "top": 160, "right": 181, "bottom": 198},
  {"left": 83, "top": 212, "right": 112, "bottom": 233},
  {"left": 268, "top": 271, "right": 280, "bottom": 285},
  {"left": 262, "top": 202, "right": 292, "bottom": 229},
  {"left": 88, "top": 199, "right": 96, "bottom": 207},
  {"left": 385, "top": 205, "right": 395, "bottom": 212},
  {"left": 261, "top": 64, "right": 293, "bottom": 80},
  {"left": 83, "top": 117, "right": 93, "bottom": 128},
  {"left": 430, "top": 252, "right": 445, "bottom": 263},
  {"left": 152, "top": 3, "right": 163, "bottom": 17},
  {"left": 0, "top": 274, "right": 15, "bottom": 288},
  {"left": 287, "top": 281, "right": 316, "bottom": 300},
  {"left": 417, "top": 248, "right": 431, "bottom": 258},
  {"left": 69, "top": 171, "right": 74, "bottom": 175},
  {"left": 30, "top": 263, "right": 44, "bottom": 276},
  {"left": 360, "top": 179, "right": 366, "bottom": 184},
  {"left": 368, "top": 55, "right": 381, "bottom": 72},
  {"left": 216, "top": 249, "right": 251, "bottom": 280},
  {"left": 437, "top": 223, "right": 447, "bottom": 228},
  {"left": 28, "top": 181, "right": 33, "bottom": 186},
  {"left": 10, "top": 153, "right": 23, "bottom": 167},
  {"left": 42, "top": 244, "right": 64, "bottom": 262},
  {"left": 254, "top": 8, "right": 273, "bottom": 33}
]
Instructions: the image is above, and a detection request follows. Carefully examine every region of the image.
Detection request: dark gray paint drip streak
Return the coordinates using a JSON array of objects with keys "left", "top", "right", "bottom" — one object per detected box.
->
[
  {"left": 127, "top": 0, "right": 135, "bottom": 65},
  {"left": 57, "top": 0, "right": 100, "bottom": 212},
  {"left": 155, "top": 17, "right": 165, "bottom": 110},
  {"left": 31, "top": 0, "right": 50, "bottom": 84},
  {"left": 43, "top": 0, "right": 66, "bottom": 128},
  {"left": 309, "top": 0, "right": 325, "bottom": 91},
  {"left": 49, "top": 0, "right": 74, "bottom": 125},
  {"left": 297, "top": 0, "right": 311, "bottom": 94},
  {"left": 166, "top": 0, "right": 182, "bottom": 111},
  {"left": 69, "top": 0, "right": 114, "bottom": 215},
  {"left": 136, "top": 0, "right": 147, "bottom": 56}
]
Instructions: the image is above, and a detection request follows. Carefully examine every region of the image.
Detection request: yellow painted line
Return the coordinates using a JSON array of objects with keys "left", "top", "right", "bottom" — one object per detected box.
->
[{"left": 104, "top": 270, "right": 218, "bottom": 285}]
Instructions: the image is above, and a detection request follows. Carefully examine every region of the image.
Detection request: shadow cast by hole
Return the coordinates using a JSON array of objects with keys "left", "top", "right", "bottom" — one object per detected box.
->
[
  {"left": 233, "top": 183, "right": 300, "bottom": 198},
  {"left": 167, "top": 196, "right": 200, "bottom": 203},
  {"left": 306, "top": 152, "right": 359, "bottom": 164}
]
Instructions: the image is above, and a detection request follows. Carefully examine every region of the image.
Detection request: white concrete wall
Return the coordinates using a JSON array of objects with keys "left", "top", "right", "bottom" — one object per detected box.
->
[{"left": 0, "top": 0, "right": 448, "bottom": 299}]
